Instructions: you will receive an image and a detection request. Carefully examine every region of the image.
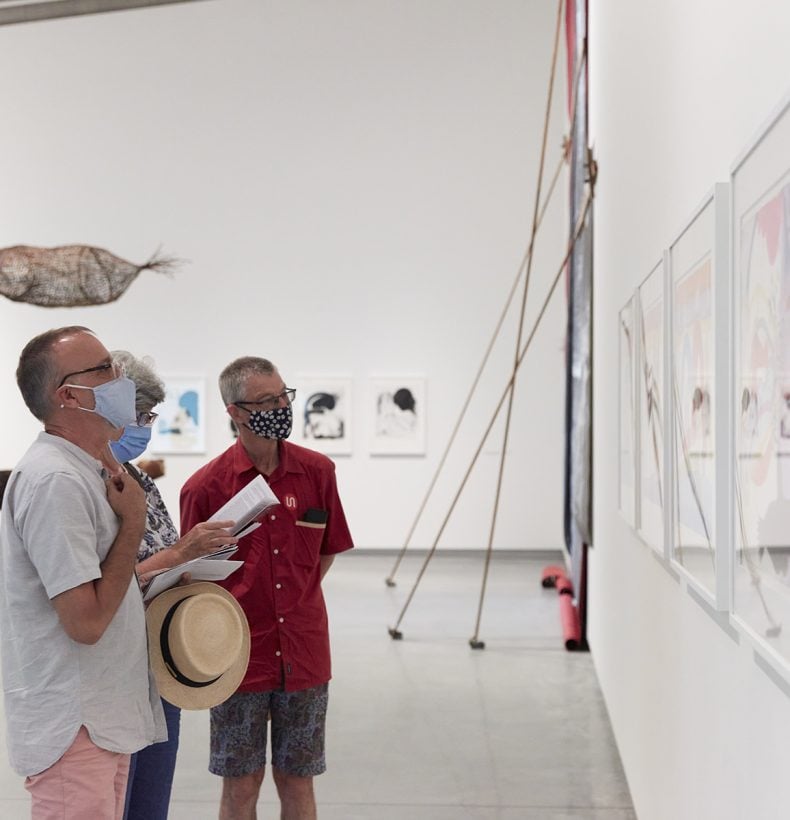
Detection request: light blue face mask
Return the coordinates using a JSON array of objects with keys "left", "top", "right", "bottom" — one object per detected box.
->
[
  {"left": 110, "top": 423, "right": 152, "bottom": 463},
  {"left": 63, "top": 376, "right": 137, "bottom": 429}
]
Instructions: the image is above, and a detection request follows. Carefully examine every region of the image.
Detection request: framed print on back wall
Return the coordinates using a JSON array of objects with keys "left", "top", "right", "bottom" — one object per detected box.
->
[
  {"left": 369, "top": 377, "right": 426, "bottom": 456},
  {"left": 148, "top": 376, "right": 206, "bottom": 455},
  {"left": 291, "top": 376, "right": 353, "bottom": 456}
]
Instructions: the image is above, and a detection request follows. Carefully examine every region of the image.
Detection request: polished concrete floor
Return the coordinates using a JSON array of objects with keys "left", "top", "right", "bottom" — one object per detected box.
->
[{"left": 0, "top": 552, "right": 635, "bottom": 819}]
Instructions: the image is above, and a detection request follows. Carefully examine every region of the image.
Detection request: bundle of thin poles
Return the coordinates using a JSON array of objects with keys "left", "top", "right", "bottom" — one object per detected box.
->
[{"left": 385, "top": 0, "right": 596, "bottom": 647}]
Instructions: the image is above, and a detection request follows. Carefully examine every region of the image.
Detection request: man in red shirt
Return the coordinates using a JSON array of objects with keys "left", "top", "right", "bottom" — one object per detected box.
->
[{"left": 180, "top": 356, "right": 353, "bottom": 820}]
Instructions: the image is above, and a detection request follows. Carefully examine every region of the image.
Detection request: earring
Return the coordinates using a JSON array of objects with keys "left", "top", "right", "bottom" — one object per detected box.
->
[{"left": 60, "top": 404, "right": 64, "bottom": 409}]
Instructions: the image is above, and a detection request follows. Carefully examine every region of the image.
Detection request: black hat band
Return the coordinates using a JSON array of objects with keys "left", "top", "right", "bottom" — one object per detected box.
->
[{"left": 160, "top": 597, "right": 221, "bottom": 689}]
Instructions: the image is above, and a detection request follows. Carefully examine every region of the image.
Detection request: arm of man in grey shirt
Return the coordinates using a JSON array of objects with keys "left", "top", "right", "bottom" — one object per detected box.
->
[{"left": 52, "top": 471, "right": 146, "bottom": 644}]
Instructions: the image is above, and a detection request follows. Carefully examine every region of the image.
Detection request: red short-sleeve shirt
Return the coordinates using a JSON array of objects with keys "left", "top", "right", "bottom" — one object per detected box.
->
[{"left": 180, "top": 440, "right": 353, "bottom": 692}]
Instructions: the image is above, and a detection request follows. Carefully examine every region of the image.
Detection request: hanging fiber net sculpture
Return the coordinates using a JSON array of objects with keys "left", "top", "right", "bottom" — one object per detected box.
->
[{"left": 0, "top": 245, "right": 180, "bottom": 307}]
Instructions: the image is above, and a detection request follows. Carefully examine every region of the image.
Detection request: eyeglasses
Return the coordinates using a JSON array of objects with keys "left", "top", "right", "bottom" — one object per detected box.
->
[
  {"left": 235, "top": 388, "right": 296, "bottom": 412},
  {"left": 136, "top": 411, "right": 159, "bottom": 428},
  {"left": 58, "top": 361, "right": 123, "bottom": 388}
]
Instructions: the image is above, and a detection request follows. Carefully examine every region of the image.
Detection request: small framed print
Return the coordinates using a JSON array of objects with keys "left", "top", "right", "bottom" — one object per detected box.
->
[
  {"left": 369, "top": 377, "right": 426, "bottom": 456},
  {"left": 292, "top": 376, "right": 353, "bottom": 456},
  {"left": 148, "top": 377, "right": 206, "bottom": 455}
]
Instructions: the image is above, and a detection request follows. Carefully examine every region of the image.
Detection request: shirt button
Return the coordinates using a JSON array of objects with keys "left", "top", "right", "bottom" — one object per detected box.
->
[
  {"left": 270, "top": 514, "right": 276, "bottom": 521},
  {"left": 273, "top": 549, "right": 279, "bottom": 555},
  {"left": 279, "top": 617, "right": 284, "bottom": 623},
  {"left": 275, "top": 583, "right": 282, "bottom": 589},
  {"left": 275, "top": 650, "right": 281, "bottom": 657}
]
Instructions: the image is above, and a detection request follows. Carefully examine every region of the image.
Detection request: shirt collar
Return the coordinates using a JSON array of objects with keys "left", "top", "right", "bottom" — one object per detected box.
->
[
  {"left": 39, "top": 431, "right": 105, "bottom": 475},
  {"left": 231, "top": 439, "right": 305, "bottom": 480},
  {"left": 231, "top": 439, "right": 257, "bottom": 477}
]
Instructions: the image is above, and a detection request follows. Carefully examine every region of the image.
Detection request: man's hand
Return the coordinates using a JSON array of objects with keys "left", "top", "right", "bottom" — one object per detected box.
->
[
  {"left": 54, "top": 474, "right": 147, "bottom": 645},
  {"left": 173, "top": 520, "right": 237, "bottom": 563},
  {"left": 105, "top": 472, "right": 146, "bottom": 533}
]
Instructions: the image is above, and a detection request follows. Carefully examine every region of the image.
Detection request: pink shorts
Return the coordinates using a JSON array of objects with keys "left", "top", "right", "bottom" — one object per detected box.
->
[{"left": 24, "top": 726, "right": 131, "bottom": 820}]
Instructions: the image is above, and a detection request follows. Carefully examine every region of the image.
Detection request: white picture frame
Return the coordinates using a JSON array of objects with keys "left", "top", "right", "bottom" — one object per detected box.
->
[
  {"left": 618, "top": 297, "right": 637, "bottom": 526},
  {"left": 148, "top": 376, "right": 207, "bottom": 455},
  {"left": 291, "top": 376, "right": 353, "bottom": 456},
  {"left": 731, "top": 89, "right": 790, "bottom": 673},
  {"left": 368, "top": 377, "right": 426, "bottom": 456},
  {"left": 668, "top": 183, "right": 731, "bottom": 609},
  {"left": 637, "top": 260, "right": 665, "bottom": 554}
]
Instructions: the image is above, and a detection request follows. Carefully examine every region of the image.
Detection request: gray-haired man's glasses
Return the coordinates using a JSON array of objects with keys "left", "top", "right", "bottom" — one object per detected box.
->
[{"left": 235, "top": 388, "right": 296, "bottom": 412}]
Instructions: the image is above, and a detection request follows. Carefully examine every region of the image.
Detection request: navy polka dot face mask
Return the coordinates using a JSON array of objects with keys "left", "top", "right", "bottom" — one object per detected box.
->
[{"left": 246, "top": 404, "right": 293, "bottom": 440}]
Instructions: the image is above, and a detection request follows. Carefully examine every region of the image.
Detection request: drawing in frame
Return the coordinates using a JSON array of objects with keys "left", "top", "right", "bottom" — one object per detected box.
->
[
  {"left": 618, "top": 296, "right": 637, "bottom": 526},
  {"left": 637, "top": 262, "right": 665, "bottom": 553},
  {"left": 668, "top": 183, "right": 731, "bottom": 608},
  {"left": 148, "top": 376, "right": 206, "bottom": 455},
  {"left": 731, "top": 88, "right": 790, "bottom": 673},
  {"left": 369, "top": 377, "right": 426, "bottom": 456},
  {"left": 291, "top": 376, "right": 353, "bottom": 456}
]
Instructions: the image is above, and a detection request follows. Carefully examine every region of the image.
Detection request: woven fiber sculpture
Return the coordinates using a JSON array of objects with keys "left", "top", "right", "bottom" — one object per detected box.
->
[{"left": 0, "top": 245, "right": 180, "bottom": 307}]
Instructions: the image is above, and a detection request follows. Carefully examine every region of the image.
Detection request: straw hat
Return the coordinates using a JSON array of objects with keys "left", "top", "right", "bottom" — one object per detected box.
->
[{"left": 146, "top": 581, "right": 250, "bottom": 710}]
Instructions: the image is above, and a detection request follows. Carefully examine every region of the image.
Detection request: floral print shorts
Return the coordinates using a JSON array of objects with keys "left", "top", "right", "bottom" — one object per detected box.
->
[{"left": 209, "top": 684, "right": 328, "bottom": 778}]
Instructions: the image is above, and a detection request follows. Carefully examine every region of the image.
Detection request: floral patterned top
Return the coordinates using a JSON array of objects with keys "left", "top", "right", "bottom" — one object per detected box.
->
[{"left": 127, "top": 465, "right": 179, "bottom": 562}]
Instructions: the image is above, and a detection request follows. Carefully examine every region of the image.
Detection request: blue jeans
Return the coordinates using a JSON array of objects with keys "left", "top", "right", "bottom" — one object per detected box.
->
[{"left": 123, "top": 698, "right": 181, "bottom": 820}]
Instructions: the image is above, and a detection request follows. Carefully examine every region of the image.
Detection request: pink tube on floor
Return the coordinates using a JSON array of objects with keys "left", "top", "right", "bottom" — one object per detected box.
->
[
  {"left": 541, "top": 564, "right": 567, "bottom": 588},
  {"left": 559, "top": 591, "right": 583, "bottom": 650}
]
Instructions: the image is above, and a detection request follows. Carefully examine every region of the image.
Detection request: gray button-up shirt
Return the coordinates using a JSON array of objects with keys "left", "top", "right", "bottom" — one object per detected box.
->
[{"left": 0, "top": 432, "right": 165, "bottom": 776}]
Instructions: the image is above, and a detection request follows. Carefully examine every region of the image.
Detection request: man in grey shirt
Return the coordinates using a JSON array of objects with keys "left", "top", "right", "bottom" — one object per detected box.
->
[{"left": 0, "top": 326, "right": 166, "bottom": 818}]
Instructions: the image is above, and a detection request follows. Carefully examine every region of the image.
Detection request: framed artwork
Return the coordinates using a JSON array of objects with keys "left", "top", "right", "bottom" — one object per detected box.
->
[
  {"left": 618, "top": 297, "right": 637, "bottom": 526},
  {"left": 637, "top": 261, "right": 665, "bottom": 553},
  {"left": 369, "top": 377, "right": 426, "bottom": 455},
  {"left": 291, "top": 376, "right": 353, "bottom": 456},
  {"left": 668, "top": 185, "right": 730, "bottom": 605},
  {"left": 148, "top": 377, "right": 206, "bottom": 455},
  {"left": 731, "top": 90, "right": 790, "bottom": 672}
]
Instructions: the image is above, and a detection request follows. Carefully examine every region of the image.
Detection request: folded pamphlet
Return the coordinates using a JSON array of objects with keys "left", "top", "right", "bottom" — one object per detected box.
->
[
  {"left": 142, "top": 556, "right": 243, "bottom": 602},
  {"left": 142, "top": 476, "right": 278, "bottom": 602},
  {"left": 208, "top": 474, "right": 279, "bottom": 536}
]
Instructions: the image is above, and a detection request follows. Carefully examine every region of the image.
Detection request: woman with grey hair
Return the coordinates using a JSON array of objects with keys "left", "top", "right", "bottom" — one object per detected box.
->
[
  {"left": 105, "top": 351, "right": 236, "bottom": 579},
  {"left": 99, "top": 351, "right": 236, "bottom": 820}
]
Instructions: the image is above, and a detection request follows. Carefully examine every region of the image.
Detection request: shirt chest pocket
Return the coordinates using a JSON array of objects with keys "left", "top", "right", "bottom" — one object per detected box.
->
[{"left": 293, "top": 517, "right": 326, "bottom": 568}]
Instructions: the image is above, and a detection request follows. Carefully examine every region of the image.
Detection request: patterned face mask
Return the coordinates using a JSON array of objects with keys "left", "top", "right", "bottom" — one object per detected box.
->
[{"left": 246, "top": 404, "right": 293, "bottom": 440}]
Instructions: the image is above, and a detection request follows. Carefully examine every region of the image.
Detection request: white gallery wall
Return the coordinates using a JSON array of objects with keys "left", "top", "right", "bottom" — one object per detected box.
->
[
  {"left": 590, "top": 1, "right": 790, "bottom": 819},
  {"left": 0, "top": 1, "right": 569, "bottom": 550}
]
